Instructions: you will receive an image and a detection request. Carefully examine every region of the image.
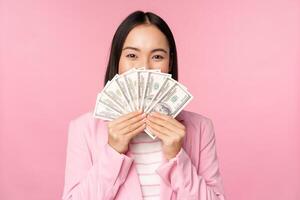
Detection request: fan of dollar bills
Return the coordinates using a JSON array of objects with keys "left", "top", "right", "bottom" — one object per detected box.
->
[{"left": 93, "top": 67, "right": 193, "bottom": 139}]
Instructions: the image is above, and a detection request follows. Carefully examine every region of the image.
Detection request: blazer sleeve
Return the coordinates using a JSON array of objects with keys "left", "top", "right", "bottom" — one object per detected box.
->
[
  {"left": 61, "top": 119, "right": 134, "bottom": 200},
  {"left": 156, "top": 118, "right": 226, "bottom": 200}
]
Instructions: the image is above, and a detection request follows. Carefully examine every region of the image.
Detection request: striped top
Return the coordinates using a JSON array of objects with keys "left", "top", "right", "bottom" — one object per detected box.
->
[{"left": 129, "top": 131, "right": 163, "bottom": 200}]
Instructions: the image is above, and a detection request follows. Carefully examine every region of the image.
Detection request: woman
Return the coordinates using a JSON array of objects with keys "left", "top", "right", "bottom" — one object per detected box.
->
[{"left": 62, "top": 10, "right": 226, "bottom": 200}]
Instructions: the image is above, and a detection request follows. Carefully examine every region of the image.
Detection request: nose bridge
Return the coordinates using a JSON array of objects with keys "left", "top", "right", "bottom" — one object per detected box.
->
[{"left": 141, "top": 55, "right": 151, "bottom": 69}]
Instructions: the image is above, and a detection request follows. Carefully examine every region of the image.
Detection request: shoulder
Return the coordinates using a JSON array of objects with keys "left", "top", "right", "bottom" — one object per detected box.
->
[
  {"left": 70, "top": 110, "right": 95, "bottom": 125},
  {"left": 177, "top": 109, "right": 214, "bottom": 128},
  {"left": 67, "top": 110, "right": 104, "bottom": 137},
  {"left": 66, "top": 110, "right": 107, "bottom": 148},
  {"left": 178, "top": 109, "right": 216, "bottom": 142},
  {"left": 179, "top": 110, "right": 217, "bottom": 156}
]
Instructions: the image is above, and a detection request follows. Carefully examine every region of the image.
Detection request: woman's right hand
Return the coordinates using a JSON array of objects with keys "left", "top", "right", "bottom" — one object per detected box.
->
[{"left": 107, "top": 109, "right": 146, "bottom": 154}]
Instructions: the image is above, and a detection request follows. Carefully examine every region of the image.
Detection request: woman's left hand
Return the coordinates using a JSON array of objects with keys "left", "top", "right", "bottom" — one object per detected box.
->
[{"left": 145, "top": 112, "right": 186, "bottom": 160}]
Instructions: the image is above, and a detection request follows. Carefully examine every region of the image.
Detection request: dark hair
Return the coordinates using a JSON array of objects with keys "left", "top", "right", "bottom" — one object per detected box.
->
[{"left": 104, "top": 10, "right": 178, "bottom": 86}]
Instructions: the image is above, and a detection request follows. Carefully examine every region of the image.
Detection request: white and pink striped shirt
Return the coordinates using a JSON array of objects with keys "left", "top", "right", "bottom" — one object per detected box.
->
[{"left": 129, "top": 132, "right": 163, "bottom": 200}]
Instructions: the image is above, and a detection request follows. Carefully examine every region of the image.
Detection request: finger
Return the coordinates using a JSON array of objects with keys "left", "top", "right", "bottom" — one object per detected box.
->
[
  {"left": 126, "top": 123, "right": 146, "bottom": 139},
  {"left": 147, "top": 115, "right": 180, "bottom": 133},
  {"left": 109, "top": 109, "right": 143, "bottom": 127},
  {"left": 146, "top": 126, "right": 168, "bottom": 141},
  {"left": 115, "top": 112, "right": 146, "bottom": 131},
  {"left": 150, "top": 112, "right": 184, "bottom": 129},
  {"left": 119, "top": 117, "right": 146, "bottom": 135},
  {"left": 146, "top": 118, "right": 172, "bottom": 136},
  {"left": 149, "top": 112, "right": 185, "bottom": 129}
]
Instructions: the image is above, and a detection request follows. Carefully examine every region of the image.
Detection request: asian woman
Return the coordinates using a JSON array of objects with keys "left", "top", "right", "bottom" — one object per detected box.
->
[{"left": 62, "top": 10, "right": 226, "bottom": 200}]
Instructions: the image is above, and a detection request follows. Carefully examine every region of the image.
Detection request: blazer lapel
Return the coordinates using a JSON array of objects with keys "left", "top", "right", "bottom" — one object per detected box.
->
[
  {"left": 160, "top": 173, "right": 174, "bottom": 199},
  {"left": 124, "top": 150, "right": 144, "bottom": 199}
]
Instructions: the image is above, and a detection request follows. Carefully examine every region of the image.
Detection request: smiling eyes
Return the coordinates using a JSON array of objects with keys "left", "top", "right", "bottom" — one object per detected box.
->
[
  {"left": 125, "top": 53, "right": 164, "bottom": 61},
  {"left": 126, "top": 54, "right": 136, "bottom": 58}
]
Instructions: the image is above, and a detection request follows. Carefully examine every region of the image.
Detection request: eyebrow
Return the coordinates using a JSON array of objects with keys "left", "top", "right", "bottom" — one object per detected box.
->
[{"left": 122, "top": 46, "right": 168, "bottom": 54}]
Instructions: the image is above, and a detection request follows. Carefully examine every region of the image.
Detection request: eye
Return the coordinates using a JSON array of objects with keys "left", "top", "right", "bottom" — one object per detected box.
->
[
  {"left": 152, "top": 55, "right": 164, "bottom": 60},
  {"left": 126, "top": 53, "right": 137, "bottom": 59}
]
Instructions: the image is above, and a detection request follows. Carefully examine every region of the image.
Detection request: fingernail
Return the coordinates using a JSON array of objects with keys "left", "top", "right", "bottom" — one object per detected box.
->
[{"left": 142, "top": 113, "right": 146, "bottom": 117}]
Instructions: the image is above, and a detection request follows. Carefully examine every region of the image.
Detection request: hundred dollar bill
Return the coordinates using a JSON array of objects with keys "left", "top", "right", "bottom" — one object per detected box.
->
[
  {"left": 145, "top": 82, "right": 193, "bottom": 139},
  {"left": 137, "top": 68, "right": 161, "bottom": 110},
  {"left": 102, "top": 75, "right": 131, "bottom": 114},
  {"left": 93, "top": 92, "right": 122, "bottom": 121},
  {"left": 142, "top": 71, "right": 171, "bottom": 112},
  {"left": 115, "top": 72, "right": 135, "bottom": 112},
  {"left": 144, "top": 76, "right": 176, "bottom": 114},
  {"left": 147, "top": 81, "right": 193, "bottom": 117},
  {"left": 123, "top": 69, "right": 139, "bottom": 111}
]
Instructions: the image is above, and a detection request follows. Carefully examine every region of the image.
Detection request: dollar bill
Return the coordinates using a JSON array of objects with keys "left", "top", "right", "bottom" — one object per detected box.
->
[
  {"left": 142, "top": 71, "right": 171, "bottom": 112},
  {"left": 137, "top": 69, "right": 161, "bottom": 110},
  {"left": 123, "top": 69, "right": 139, "bottom": 111},
  {"left": 144, "top": 76, "right": 176, "bottom": 113},
  {"left": 147, "top": 81, "right": 193, "bottom": 117},
  {"left": 93, "top": 92, "right": 122, "bottom": 120},
  {"left": 102, "top": 76, "right": 131, "bottom": 114},
  {"left": 115, "top": 73, "right": 135, "bottom": 112},
  {"left": 144, "top": 81, "right": 193, "bottom": 139}
]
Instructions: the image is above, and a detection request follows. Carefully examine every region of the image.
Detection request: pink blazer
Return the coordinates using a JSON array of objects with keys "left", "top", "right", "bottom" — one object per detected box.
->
[{"left": 62, "top": 110, "right": 226, "bottom": 200}]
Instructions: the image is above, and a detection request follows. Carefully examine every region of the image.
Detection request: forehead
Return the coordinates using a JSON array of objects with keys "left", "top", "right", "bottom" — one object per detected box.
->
[{"left": 123, "top": 24, "right": 169, "bottom": 51}]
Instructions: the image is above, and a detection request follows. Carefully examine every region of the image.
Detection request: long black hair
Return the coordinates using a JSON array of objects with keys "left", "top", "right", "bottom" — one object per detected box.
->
[{"left": 104, "top": 10, "right": 178, "bottom": 86}]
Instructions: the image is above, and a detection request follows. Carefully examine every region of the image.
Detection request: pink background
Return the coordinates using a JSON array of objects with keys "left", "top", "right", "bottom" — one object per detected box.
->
[{"left": 1, "top": 0, "right": 299, "bottom": 199}]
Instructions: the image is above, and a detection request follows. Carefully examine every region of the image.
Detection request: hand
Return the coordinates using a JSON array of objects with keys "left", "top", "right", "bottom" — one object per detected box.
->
[
  {"left": 145, "top": 112, "right": 186, "bottom": 160},
  {"left": 107, "top": 109, "right": 146, "bottom": 154}
]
